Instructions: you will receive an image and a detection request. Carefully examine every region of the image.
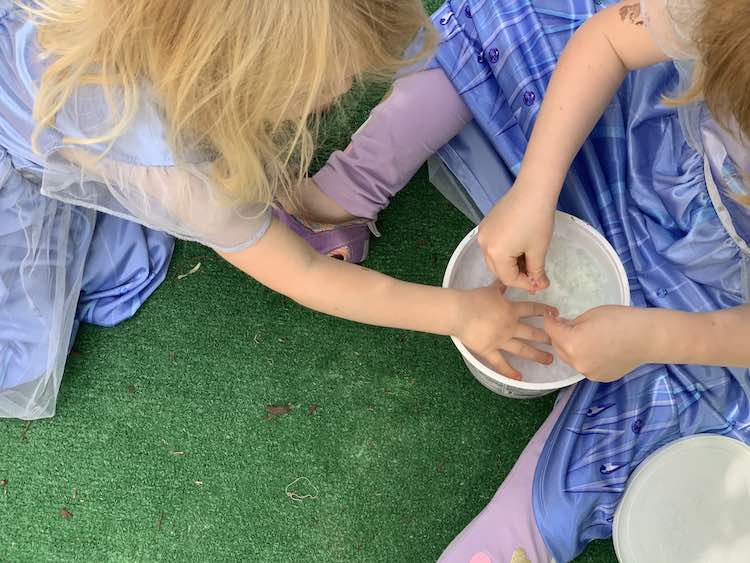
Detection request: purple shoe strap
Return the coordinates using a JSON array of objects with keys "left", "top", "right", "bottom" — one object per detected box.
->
[{"left": 272, "top": 207, "right": 373, "bottom": 263}]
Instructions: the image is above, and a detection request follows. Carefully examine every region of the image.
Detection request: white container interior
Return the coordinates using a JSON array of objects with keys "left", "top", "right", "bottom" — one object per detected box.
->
[
  {"left": 442, "top": 211, "right": 630, "bottom": 398},
  {"left": 614, "top": 435, "right": 750, "bottom": 563}
]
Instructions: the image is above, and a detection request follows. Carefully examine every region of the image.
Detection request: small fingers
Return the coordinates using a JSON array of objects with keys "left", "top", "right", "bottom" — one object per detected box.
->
[
  {"left": 504, "top": 339, "right": 554, "bottom": 365},
  {"left": 514, "top": 300, "right": 558, "bottom": 319},
  {"left": 483, "top": 351, "right": 522, "bottom": 380},
  {"left": 525, "top": 250, "right": 550, "bottom": 291},
  {"left": 489, "top": 255, "right": 537, "bottom": 293},
  {"left": 550, "top": 341, "right": 573, "bottom": 368},
  {"left": 531, "top": 272, "right": 550, "bottom": 291},
  {"left": 514, "top": 323, "right": 551, "bottom": 344}
]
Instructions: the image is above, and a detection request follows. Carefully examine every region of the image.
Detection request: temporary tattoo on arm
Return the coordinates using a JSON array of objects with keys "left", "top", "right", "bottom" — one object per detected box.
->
[{"left": 619, "top": 3, "right": 645, "bottom": 25}]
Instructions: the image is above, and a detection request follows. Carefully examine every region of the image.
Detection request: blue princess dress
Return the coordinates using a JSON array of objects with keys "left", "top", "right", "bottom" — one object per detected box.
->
[
  {"left": 0, "top": 2, "right": 271, "bottom": 419},
  {"left": 428, "top": 0, "right": 750, "bottom": 560}
]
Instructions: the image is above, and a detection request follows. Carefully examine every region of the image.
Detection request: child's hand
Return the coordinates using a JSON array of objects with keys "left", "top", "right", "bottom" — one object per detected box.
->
[
  {"left": 457, "top": 283, "right": 556, "bottom": 379},
  {"left": 478, "top": 185, "right": 556, "bottom": 293},
  {"left": 282, "top": 178, "right": 358, "bottom": 225},
  {"left": 545, "top": 305, "right": 651, "bottom": 381}
]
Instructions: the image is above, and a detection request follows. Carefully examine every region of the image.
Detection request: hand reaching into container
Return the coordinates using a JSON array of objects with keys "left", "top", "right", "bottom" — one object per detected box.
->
[
  {"left": 544, "top": 305, "right": 648, "bottom": 381},
  {"left": 478, "top": 183, "right": 556, "bottom": 293},
  {"left": 456, "top": 282, "right": 557, "bottom": 380}
]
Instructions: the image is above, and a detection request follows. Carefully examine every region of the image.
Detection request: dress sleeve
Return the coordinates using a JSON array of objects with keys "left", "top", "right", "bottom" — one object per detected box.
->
[
  {"left": 39, "top": 85, "right": 271, "bottom": 253},
  {"left": 640, "top": 0, "right": 703, "bottom": 60},
  {"left": 3, "top": 4, "right": 270, "bottom": 252}
]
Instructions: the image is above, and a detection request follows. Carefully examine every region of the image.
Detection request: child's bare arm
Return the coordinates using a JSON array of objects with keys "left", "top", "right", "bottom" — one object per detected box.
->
[
  {"left": 220, "top": 219, "right": 464, "bottom": 336},
  {"left": 641, "top": 306, "right": 750, "bottom": 369},
  {"left": 480, "top": 1, "right": 672, "bottom": 290},
  {"left": 687, "top": 306, "right": 750, "bottom": 368},
  {"left": 218, "top": 219, "right": 555, "bottom": 378},
  {"left": 545, "top": 305, "right": 750, "bottom": 381},
  {"left": 517, "top": 1, "right": 669, "bottom": 192}
]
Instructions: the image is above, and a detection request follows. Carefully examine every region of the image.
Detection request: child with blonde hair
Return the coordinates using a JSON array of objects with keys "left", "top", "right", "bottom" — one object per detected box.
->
[
  {"left": 300, "top": 0, "right": 750, "bottom": 559},
  {"left": 0, "top": 0, "right": 556, "bottom": 420}
]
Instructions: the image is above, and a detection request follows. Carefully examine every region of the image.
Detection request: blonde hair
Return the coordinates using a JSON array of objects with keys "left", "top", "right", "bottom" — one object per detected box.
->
[
  {"left": 669, "top": 0, "right": 750, "bottom": 204},
  {"left": 28, "top": 0, "right": 436, "bottom": 205}
]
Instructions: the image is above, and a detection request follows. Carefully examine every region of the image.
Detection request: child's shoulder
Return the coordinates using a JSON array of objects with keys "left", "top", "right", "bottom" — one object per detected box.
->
[
  {"left": 54, "top": 84, "right": 176, "bottom": 167},
  {"left": 0, "top": 2, "right": 172, "bottom": 167},
  {"left": 640, "top": 0, "right": 703, "bottom": 60}
]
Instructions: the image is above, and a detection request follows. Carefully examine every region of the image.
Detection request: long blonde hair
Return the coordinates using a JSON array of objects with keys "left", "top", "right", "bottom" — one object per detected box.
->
[
  {"left": 29, "top": 0, "right": 436, "bottom": 205},
  {"left": 670, "top": 0, "right": 750, "bottom": 203}
]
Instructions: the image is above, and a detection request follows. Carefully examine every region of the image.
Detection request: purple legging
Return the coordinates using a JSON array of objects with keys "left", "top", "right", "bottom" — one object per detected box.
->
[
  {"left": 439, "top": 390, "right": 571, "bottom": 563},
  {"left": 314, "top": 69, "right": 471, "bottom": 220},
  {"left": 314, "top": 68, "right": 565, "bottom": 561}
]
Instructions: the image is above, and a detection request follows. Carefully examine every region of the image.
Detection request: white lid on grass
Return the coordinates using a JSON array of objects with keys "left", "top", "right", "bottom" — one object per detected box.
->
[{"left": 614, "top": 434, "right": 750, "bottom": 563}]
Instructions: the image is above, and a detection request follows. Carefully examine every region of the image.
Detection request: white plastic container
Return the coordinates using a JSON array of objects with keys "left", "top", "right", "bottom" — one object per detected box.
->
[
  {"left": 613, "top": 434, "right": 750, "bottom": 563},
  {"left": 442, "top": 211, "right": 630, "bottom": 399}
]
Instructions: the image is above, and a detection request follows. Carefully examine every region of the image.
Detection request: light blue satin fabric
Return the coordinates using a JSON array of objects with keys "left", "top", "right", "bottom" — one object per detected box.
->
[
  {"left": 0, "top": 1, "right": 173, "bottom": 418},
  {"left": 429, "top": 0, "right": 750, "bottom": 560}
]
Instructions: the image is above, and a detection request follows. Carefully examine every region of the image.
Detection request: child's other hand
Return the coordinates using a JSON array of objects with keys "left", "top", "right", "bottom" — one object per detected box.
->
[
  {"left": 545, "top": 305, "right": 650, "bottom": 382},
  {"left": 282, "top": 178, "right": 359, "bottom": 225},
  {"left": 478, "top": 185, "right": 556, "bottom": 293},
  {"left": 457, "top": 283, "right": 556, "bottom": 380}
]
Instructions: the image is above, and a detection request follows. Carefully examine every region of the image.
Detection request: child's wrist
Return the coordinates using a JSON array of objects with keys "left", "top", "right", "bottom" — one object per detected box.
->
[
  {"left": 515, "top": 165, "right": 565, "bottom": 199},
  {"left": 444, "top": 289, "right": 472, "bottom": 338},
  {"left": 642, "top": 309, "right": 712, "bottom": 365}
]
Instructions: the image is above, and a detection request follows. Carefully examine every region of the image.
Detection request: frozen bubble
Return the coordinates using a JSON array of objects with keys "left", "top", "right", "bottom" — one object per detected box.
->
[{"left": 505, "top": 236, "right": 614, "bottom": 319}]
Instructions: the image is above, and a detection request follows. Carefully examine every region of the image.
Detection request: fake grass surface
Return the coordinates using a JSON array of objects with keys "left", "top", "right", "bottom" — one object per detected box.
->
[
  {"left": 0, "top": 8, "right": 617, "bottom": 560},
  {"left": 0, "top": 173, "right": 616, "bottom": 563}
]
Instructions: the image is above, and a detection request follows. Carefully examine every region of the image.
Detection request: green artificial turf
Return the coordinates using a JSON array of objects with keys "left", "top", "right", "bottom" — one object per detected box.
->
[{"left": 0, "top": 4, "right": 617, "bottom": 561}]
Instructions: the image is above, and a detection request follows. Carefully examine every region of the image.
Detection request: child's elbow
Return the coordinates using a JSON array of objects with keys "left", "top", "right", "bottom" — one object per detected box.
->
[{"left": 592, "top": 2, "right": 671, "bottom": 71}]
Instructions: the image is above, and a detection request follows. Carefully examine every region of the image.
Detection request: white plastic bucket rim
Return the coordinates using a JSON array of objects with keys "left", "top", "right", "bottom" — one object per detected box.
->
[{"left": 442, "top": 211, "right": 630, "bottom": 395}]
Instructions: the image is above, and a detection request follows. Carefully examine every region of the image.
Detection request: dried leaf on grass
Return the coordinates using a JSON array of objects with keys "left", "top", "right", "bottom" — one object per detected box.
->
[
  {"left": 177, "top": 262, "right": 202, "bottom": 280},
  {"left": 265, "top": 404, "right": 292, "bottom": 420}
]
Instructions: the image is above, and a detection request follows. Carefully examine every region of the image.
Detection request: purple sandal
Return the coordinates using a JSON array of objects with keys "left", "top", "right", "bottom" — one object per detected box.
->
[{"left": 272, "top": 207, "right": 378, "bottom": 264}]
